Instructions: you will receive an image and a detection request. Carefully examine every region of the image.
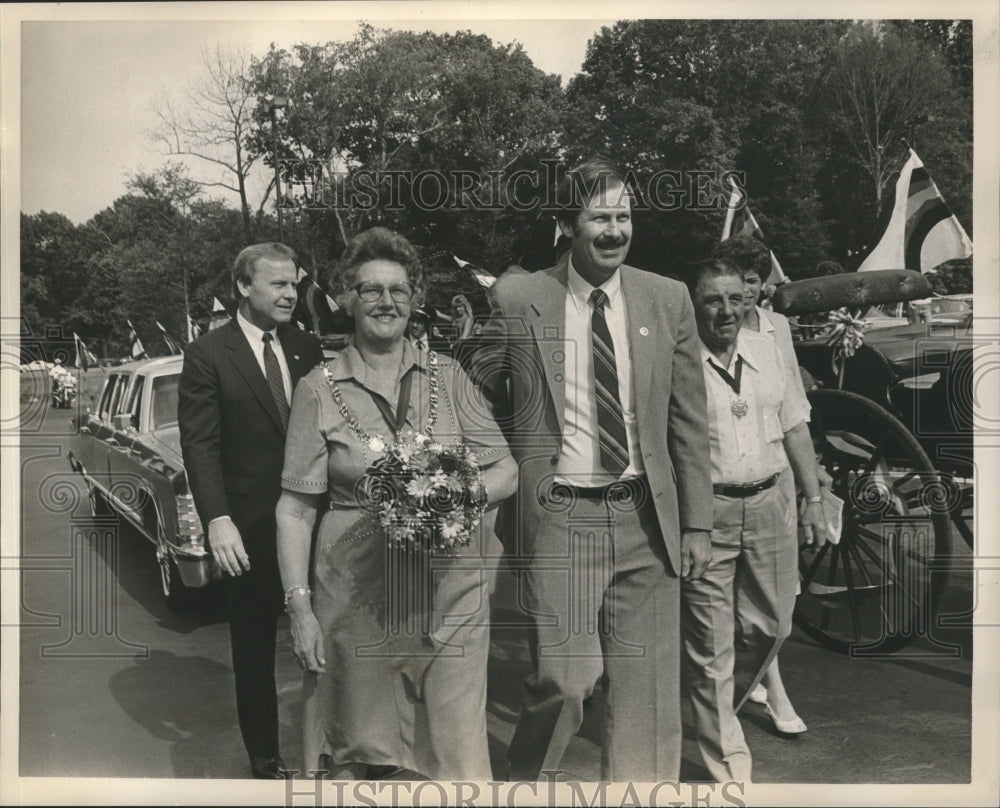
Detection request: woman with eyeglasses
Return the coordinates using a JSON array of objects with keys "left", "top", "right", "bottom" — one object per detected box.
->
[{"left": 275, "top": 227, "right": 516, "bottom": 780}]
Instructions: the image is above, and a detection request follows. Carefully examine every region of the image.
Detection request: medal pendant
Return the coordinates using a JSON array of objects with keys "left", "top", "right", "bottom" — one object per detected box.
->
[{"left": 731, "top": 399, "right": 749, "bottom": 419}]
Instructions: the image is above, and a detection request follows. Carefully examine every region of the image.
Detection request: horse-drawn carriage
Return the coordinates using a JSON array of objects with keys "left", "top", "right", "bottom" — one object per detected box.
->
[{"left": 771, "top": 269, "right": 975, "bottom": 654}]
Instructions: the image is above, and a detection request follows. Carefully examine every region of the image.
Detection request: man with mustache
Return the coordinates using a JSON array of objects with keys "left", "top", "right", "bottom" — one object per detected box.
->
[
  {"left": 468, "top": 158, "right": 713, "bottom": 781},
  {"left": 681, "top": 258, "right": 826, "bottom": 782}
]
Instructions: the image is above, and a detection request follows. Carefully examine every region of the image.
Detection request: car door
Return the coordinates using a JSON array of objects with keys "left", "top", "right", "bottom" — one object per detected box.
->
[
  {"left": 74, "top": 372, "right": 127, "bottom": 498},
  {"left": 105, "top": 373, "right": 152, "bottom": 532}
]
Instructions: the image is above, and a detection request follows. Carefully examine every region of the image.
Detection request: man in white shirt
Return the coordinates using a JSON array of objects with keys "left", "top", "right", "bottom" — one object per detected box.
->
[
  {"left": 682, "top": 258, "right": 826, "bottom": 782},
  {"left": 469, "top": 159, "right": 714, "bottom": 781},
  {"left": 178, "top": 243, "right": 323, "bottom": 778}
]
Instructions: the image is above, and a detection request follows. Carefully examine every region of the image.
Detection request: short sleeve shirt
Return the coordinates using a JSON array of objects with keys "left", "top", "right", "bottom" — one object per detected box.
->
[
  {"left": 281, "top": 340, "right": 511, "bottom": 507},
  {"left": 701, "top": 330, "right": 810, "bottom": 485}
]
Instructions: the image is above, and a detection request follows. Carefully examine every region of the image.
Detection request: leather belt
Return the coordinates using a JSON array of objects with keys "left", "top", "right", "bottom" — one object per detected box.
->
[
  {"left": 550, "top": 475, "right": 649, "bottom": 501},
  {"left": 712, "top": 473, "right": 779, "bottom": 498}
]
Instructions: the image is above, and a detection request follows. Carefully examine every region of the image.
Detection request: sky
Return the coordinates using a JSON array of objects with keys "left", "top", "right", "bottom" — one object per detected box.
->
[{"left": 17, "top": 15, "right": 614, "bottom": 224}]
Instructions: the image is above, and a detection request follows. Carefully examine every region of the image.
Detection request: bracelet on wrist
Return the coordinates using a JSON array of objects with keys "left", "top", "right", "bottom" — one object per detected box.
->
[
  {"left": 805, "top": 495, "right": 822, "bottom": 504},
  {"left": 283, "top": 585, "right": 311, "bottom": 608}
]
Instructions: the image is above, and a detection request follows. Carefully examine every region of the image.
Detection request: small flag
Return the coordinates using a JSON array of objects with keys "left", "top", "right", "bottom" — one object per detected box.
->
[
  {"left": 721, "top": 178, "right": 789, "bottom": 283},
  {"left": 127, "top": 319, "right": 147, "bottom": 360},
  {"left": 74, "top": 332, "right": 98, "bottom": 371},
  {"left": 454, "top": 255, "right": 496, "bottom": 290},
  {"left": 186, "top": 313, "right": 201, "bottom": 343},
  {"left": 857, "top": 148, "right": 972, "bottom": 273},
  {"left": 295, "top": 266, "right": 340, "bottom": 334},
  {"left": 209, "top": 297, "right": 229, "bottom": 331},
  {"left": 156, "top": 321, "right": 182, "bottom": 355}
]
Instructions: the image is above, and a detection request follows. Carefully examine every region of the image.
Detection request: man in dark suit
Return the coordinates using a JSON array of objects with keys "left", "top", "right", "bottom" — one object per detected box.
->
[
  {"left": 178, "top": 243, "right": 323, "bottom": 779},
  {"left": 466, "top": 159, "right": 714, "bottom": 781}
]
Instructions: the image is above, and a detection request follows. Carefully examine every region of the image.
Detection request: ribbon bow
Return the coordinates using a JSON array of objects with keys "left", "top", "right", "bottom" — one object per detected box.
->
[{"left": 826, "top": 307, "right": 870, "bottom": 384}]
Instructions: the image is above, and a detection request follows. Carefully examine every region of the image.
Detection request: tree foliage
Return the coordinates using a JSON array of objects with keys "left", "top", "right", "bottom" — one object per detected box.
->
[{"left": 23, "top": 19, "right": 975, "bottom": 358}]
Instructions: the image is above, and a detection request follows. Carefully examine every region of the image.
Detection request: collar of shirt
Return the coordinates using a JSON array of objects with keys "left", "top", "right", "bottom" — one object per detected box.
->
[
  {"left": 700, "top": 331, "right": 761, "bottom": 375},
  {"left": 328, "top": 339, "right": 428, "bottom": 390},
  {"left": 236, "top": 308, "right": 277, "bottom": 345},
  {"left": 756, "top": 306, "right": 777, "bottom": 335},
  {"left": 566, "top": 256, "right": 622, "bottom": 315}
]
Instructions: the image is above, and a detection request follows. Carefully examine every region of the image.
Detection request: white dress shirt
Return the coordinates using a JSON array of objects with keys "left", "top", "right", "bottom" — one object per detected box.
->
[
  {"left": 556, "top": 259, "right": 645, "bottom": 486},
  {"left": 701, "top": 330, "right": 810, "bottom": 485},
  {"left": 235, "top": 309, "right": 293, "bottom": 402}
]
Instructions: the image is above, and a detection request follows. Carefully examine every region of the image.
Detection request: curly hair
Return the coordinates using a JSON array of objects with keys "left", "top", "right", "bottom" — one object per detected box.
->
[
  {"left": 330, "top": 227, "right": 425, "bottom": 307},
  {"left": 712, "top": 235, "right": 772, "bottom": 282}
]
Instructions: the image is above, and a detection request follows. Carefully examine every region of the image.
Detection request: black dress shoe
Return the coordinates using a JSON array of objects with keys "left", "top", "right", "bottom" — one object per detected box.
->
[{"left": 251, "top": 756, "right": 287, "bottom": 779}]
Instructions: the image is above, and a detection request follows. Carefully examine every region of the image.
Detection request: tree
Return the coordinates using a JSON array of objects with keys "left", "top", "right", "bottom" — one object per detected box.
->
[
  {"left": 820, "top": 23, "right": 972, "bottom": 264},
  {"left": 150, "top": 45, "right": 273, "bottom": 241},
  {"left": 246, "top": 25, "right": 564, "bottom": 293},
  {"left": 563, "top": 20, "right": 846, "bottom": 276}
]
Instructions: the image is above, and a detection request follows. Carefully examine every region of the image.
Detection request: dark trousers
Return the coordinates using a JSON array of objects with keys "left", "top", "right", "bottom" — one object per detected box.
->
[{"left": 227, "top": 531, "right": 283, "bottom": 762}]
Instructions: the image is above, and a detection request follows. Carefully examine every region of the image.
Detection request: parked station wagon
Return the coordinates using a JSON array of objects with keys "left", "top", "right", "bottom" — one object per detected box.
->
[{"left": 68, "top": 356, "right": 215, "bottom": 610}]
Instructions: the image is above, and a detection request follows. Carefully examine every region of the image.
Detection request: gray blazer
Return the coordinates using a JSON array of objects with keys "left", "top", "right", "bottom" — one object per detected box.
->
[{"left": 467, "top": 256, "right": 713, "bottom": 575}]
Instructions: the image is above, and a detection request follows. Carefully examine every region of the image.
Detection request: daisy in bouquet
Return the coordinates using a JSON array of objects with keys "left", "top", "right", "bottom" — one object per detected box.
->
[{"left": 358, "top": 430, "right": 487, "bottom": 556}]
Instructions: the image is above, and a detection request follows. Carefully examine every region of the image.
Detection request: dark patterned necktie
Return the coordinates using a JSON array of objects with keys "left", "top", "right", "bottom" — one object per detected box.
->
[
  {"left": 262, "top": 332, "right": 290, "bottom": 430},
  {"left": 590, "top": 289, "right": 629, "bottom": 477}
]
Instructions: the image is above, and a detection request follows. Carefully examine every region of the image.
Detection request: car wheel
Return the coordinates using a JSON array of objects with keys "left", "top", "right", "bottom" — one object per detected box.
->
[{"left": 157, "top": 530, "right": 205, "bottom": 613}]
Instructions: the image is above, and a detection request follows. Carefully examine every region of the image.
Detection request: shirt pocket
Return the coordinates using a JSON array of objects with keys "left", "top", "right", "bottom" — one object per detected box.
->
[{"left": 757, "top": 384, "right": 786, "bottom": 444}]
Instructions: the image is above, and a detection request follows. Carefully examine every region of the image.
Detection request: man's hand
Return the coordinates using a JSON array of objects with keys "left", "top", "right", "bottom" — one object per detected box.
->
[
  {"left": 208, "top": 518, "right": 251, "bottom": 576},
  {"left": 680, "top": 528, "right": 712, "bottom": 580},
  {"left": 817, "top": 464, "right": 833, "bottom": 491},
  {"left": 799, "top": 500, "right": 827, "bottom": 550},
  {"left": 289, "top": 606, "right": 326, "bottom": 673}
]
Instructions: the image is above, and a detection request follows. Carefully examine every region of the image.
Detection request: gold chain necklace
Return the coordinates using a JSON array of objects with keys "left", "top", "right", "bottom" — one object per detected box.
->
[{"left": 320, "top": 350, "right": 440, "bottom": 454}]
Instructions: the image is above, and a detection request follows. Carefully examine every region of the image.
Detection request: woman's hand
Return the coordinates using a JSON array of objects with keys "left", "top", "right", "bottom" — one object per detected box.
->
[{"left": 289, "top": 607, "right": 327, "bottom": 673}]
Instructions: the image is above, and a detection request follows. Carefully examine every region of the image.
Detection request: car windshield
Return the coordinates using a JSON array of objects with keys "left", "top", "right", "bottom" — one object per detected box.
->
[{"left": 150, "top": 374, "right": 180, "bottom": 431}]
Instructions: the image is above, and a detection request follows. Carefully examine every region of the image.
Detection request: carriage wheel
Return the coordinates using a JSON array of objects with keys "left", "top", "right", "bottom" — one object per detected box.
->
[{"left": 793, "top": 389, "right": 951, "bottom": 655}]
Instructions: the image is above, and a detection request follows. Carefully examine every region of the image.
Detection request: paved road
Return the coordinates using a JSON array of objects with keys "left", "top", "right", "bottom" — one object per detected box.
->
[{"left": 15, "top": 401, "right": 975, "bottom": 784}]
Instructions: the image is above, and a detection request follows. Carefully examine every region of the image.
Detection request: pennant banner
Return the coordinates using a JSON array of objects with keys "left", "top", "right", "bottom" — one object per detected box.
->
[
  {"left": 156, "top": 321, "right": 182, "bottom": 355},
  {"left": 127, "top": 319, "right": 147, "bottom": 360},
  {"left": 74, "top": 332, "right": 99, "bottom": 371},
  {"left": 454, "top": 255, "right": 496, "bottom": 290},
  {"left": 721, "top": 180, "right": 789, "bottom": 283},
  {"left": 187, "top": 313, "right": 201, "bottom": 343},
  {"left": 209, "top": 297, "right": 230, "bottom": 331},
  {"left": 857, "top": 149, "right": 972, "bottom": 273}
]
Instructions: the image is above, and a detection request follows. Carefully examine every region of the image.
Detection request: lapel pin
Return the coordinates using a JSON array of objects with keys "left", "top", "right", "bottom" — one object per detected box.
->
[
  {"left": 639, "top": 327, "right": 649, "bottom": 336},
  {"left": 294, "top": 355, "right": 300, "bottom": 360}
]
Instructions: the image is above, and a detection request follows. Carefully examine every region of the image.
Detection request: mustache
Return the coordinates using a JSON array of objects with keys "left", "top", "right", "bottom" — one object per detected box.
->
[{"left": 594, "top": 234, "right": 628, "bottom": 250}]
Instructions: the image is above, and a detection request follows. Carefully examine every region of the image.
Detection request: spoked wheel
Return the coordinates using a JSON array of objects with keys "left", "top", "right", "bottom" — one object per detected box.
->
[{"left": 794, "top": 389, "right": 951, "bottom": 655}]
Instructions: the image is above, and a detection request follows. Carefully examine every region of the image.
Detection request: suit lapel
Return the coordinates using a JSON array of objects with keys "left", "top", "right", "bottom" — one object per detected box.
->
[
  {"left": 620, "top": 267, "right": 655, "bottom": 421},
  {"left": 528, "top": 262, "right": 569, "bottom": 433},
  {"left": 277, "top": 325, "right": 314, "bottom": 387},
  {"left": 223, "top": 320, "right": 285, "bottom": 434}
]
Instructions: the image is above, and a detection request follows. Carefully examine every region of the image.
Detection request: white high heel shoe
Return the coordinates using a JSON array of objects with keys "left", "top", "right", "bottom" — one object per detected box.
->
[
  {"left": 748, "top": 684, "right": 768, "bottom": 705},
  {"left": 765, "top": 703, "right": 807, "bottom": 735}
]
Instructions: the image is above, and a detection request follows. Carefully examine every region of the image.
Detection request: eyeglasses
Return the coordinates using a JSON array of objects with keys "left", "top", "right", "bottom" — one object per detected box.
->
[{"left": 353, "top": 282, "right": 415, "bottom": 303}]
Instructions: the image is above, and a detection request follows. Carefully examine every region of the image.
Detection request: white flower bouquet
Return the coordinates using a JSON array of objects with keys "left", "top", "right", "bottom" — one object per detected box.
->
[{"left": 357, "top": 430, "right": 486, "bottom": 556}]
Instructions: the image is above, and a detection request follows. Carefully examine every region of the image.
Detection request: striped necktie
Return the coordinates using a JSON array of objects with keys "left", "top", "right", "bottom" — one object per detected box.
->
[
  {"left": 262, "top": 332, "right": 290, "bottom": 430},
  {"left": 590, "top": 288, "right": 629, "bottom": 477}
]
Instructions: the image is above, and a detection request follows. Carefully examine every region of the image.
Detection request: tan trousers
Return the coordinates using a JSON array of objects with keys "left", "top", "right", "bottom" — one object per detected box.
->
[
  {"left": 506, "top": 486, "right": 682, "bottom": 782},
  {"left": 681, "top": 470, "right": 798, "bottom": 783}
]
